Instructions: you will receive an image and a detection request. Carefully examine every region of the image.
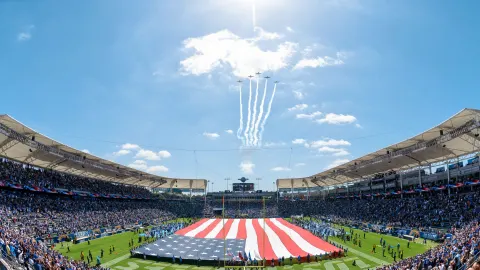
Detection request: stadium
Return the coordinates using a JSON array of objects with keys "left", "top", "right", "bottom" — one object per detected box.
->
[
  {"left": 2, "top": 2, "right": 480, "bottom": 270},
  {"left": 1, "top": 108, "right": 479, "bottom": 270}
]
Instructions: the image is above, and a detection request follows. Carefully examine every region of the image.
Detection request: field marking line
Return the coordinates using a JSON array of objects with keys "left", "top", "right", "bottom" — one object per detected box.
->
[
  {"left": 102, "top": 253, "right": 131, "bottom": 267},
  {"left": 330, "top": 240, "right": 389, "bottom": 266}
]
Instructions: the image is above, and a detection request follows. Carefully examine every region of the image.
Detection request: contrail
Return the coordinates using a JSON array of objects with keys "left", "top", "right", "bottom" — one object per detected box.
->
[
  {"left": 259, "top": 82, "right": 277, "bottom": 145},
  {"left": 250, "top": 76, "right": 259, "bottom": 146},
  {"left": 244, "top": 78, "right": 253, "bottom": 147},
  {"left": 253, "top": 78, "right": 268, "bottom": 146},
  {"left": 236, "top": 82, "right": 245, "bottom": 146}
]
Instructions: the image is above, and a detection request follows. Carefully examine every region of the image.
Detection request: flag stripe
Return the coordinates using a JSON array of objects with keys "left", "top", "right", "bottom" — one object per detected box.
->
[
  {"left": 215, "top": 219, "right": 234, "bottom": 239},
  {"left": 205, "top": 219, "right": 228, "bottom": 238},
  {"left": 275, "top": 218, "right": 340, "bottom": 253},
  {"left": 226, "top": 219, "right": 240, "bottom": 239},
  {"left": 175, "top": 218, "right": 208, "bottom": 235},
  {"left": 245, "top": 219, "right": 260, "bottom": 260},
  {"left": 184, "top": 218, "right": 216, "bottom": 237},
  {"left": 252, "top": 219, "right": 276, "bottom": 259},
  {"left": 269, "top": 218, "right": 324, "bottom": 255},
  {"left": 265, "top": 219, "right": 307, "bottom": 257},
  {"left": 236, "top": 219, "right": 247, "bottom": 239},
  {"left": 195, "top": 219, "right": 223, "bottom": 238}
]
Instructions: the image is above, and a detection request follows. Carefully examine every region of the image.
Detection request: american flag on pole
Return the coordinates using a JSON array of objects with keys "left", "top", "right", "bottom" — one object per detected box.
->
[{"left": 172, "top": 218, "right": 341, "bottom": 260}]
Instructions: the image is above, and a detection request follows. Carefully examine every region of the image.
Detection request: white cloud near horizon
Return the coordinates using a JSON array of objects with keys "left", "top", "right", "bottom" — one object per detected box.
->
[
  {"left": 287, "top": 104, "right": 308, "bottom": 112},
  {"left": 325, "top": 158, "right": 350, "bottom": 169},
  {"left": 17, "top": 25, "right": 35, "bottom": 42},
  {"left": 294, "top": 52, "right": 347, "bottom": 70},
  {"left": 121, "top": 143, "right": 140, "bottom": 150},
  {"left": 135, "top": 149, "right": 172, "bottom": 160},
  {"left": 271, "top": 166, "right": 291, "bottom": 171},
  {"left": 316, "top": 113, "right": 357, "bottom": 124},
  {"left": 81, "top": 149, "right": 90, "bottom": 154},
  {"left": 147, "top": 165, "right": 169, "bottom": 173},
  {"left": 128, "top": 160, "right": 168, "bottom": 174},
  {"left": 239, "top": 161, "right": 255, "bottom": 174},
  {"left": 225, "top": 129, "right": 234, "bottom": 134},
  {"left": 295, "top": 163, "right": 306, "bottom": 167},
  {"left": 114, "top": 149, "right": 131, "bottom": 156},
  {"left": 296, "top": 111, "right": 322, "bottom": 119},
  {"left": 203, "top": 132, "right": 220, "bottom": 139},
  {"left": 308, "top": 139, "right": 351, "bottom": 148},
  {"left": 263, "top": 141, "right": 287, "bottom": 148},
  {"left": 317, "top": 146, "right": 350, "bottom": 156},
  {"left": 292, "top": 138, "right": 307, "bottom": 145}
]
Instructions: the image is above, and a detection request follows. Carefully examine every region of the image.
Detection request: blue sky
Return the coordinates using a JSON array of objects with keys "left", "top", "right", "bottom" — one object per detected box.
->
[{"left": 1, "top": 0, "right": 479, "bottom": 192}]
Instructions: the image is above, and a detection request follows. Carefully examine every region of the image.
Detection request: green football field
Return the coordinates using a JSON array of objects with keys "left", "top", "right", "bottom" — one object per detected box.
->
[{"left": 55, "top": 223, "right": 436, "bottom": 270}]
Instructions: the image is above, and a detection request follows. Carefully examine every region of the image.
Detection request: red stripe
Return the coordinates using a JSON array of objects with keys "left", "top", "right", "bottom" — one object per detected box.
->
[
  {"left": 265, "top": 219, "right": 307, "bottom": 257},
  {"left": 236, "top": 219, "right": 247, "bottom": 239},
  {"left": 195, "top": 219, "right": 222, "bottom": 238},
  {"left": 215, "top": 219, "right": 234, "bottom": 239},
  {"left": 252, "top": 219, "right": 276, "bottom": 259},
  {"left": 276, "top": 218, "right": 340, "bottom": 252},
  {"left": 175, "top": 218, "right": 208, "bottom": 236}
]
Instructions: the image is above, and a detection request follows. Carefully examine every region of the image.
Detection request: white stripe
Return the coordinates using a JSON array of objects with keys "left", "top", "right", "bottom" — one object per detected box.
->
[
  {"left": 185, "top": 219, "right": 216, "bottom": 237},
  {"left": 259, "top": 219, "right": 292, "bottom": 258},
  {"left": 226, "top": 219, "right": 240, "bottom": 239},
  {"left": 270, "top": 218, "right": 325, "bottom": 255},
  {"left": 205, "top": 219, "right": 228, "bottom": 238},
  {"left": 245, "top": 219, "right": 260, "bottom": 260}
]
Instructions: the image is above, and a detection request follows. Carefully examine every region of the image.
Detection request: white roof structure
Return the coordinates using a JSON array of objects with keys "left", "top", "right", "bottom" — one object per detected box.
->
[
  {"left": 278, "top": 108, "right": 480, "bottom": 189},
  {"left": 0, "top": 115, "right": 207, "bottom": 190}
]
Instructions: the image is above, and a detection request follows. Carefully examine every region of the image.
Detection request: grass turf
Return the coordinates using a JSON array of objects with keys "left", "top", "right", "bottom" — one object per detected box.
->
[{"left": 54, "top": 222, "right": 437, "bottom": 270}]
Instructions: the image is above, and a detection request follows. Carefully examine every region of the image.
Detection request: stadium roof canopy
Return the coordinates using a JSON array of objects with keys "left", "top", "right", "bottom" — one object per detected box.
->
[
  {"left": 0, "top": 115, "right": 207, "bottom": 190},
  {"left": 277, "top": 108, "right": 480, "bottom": 189}
]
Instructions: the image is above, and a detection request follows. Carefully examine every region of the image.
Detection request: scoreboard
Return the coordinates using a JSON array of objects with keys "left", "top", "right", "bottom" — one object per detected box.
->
[{"left": 232, "top": 183, "right": 255, "bottom": 192}]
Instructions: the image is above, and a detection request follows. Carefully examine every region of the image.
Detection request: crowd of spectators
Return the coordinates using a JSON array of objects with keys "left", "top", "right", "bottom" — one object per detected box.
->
[
  {"left": 278, "top": 191, "right": 480, "bottom": 229},
  {"left": 378, "top": 220, "right": 480, "bottom": 270},
  {"left": 0, "top": 158, "right": 151, "bottom": 196}
]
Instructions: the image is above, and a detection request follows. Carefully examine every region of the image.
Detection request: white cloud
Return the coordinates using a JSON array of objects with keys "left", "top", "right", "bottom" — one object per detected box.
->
[
  {"left": 128, "top": 160, "right": 148, "bottom": 170},
  {"left": 113, "top": 149, "right": 131, "bottom": 156},
  {"left": 121, "top": 143, "right": 140, "bottom": 150},
  {"left": 147, "top": 165, "right": 169, "bottom": 173},
  {"left": 287, "top": 104, "right": 308, "bottom": 112},
  {"left": 286, "top": 26, "right": 294, "bottom": 33},
  {"left": 355, "top": 123, "right": 363, "bottom": 128},
  {"left": 293, "top": 53, "right": 345, "bottom": 70},
  {"left": 128, "top": 160, "right": 169, "bottom": 174},
  {"left": 317, "top": 146, "right": 350, "bottom": 156},
  {"left": 316, "top": 113, "right": 357, "bottom": 125},
  {"left": 239, "top": 161, "right": 255, "bottom": 174},
  {"left": 292, "top": 138, "right": 307, "bottom": 145},
  {"left": 253, "top": 27, "right": 282, "bottom": 40},
  {"left": 295, "top": 163, "right": 306, "bottom": 167},
  {"left": 271, "top": 166, "right": 291, "bottom": 171},
  {"left": 296, "top": 111, "right": 322, "bottom": 119},
  {"left": 292, "top": 90, "right": 305, "bottom": 100},
  {"left": 134, "top": 149, "right": 159, "bottom": 160},
  {"left": 309, "top": 139, "right": 351, "bottom": 148},
  {"left": 81, "top": 149, "right": 90, "bottom": 154},
  {"left": 325, "top": 158, "right": 350, "bottom": 170},
  {"left": 17, "top": 25, "right": 34, "bottom": 42},
  {"left": 203, "top": 132, "right": 220, "bottom": 140},
  {"left": 263, "top": 141, "right": 286, "bottom": 148},
  {"left": 158, "top": 150, "right": 172, "bottom": 159},
  {"left": 225, "top": 129, "right": 234, "bottom": 134},
  {"left": 180, "top": 29, "right": 298, "bottom": 77}
]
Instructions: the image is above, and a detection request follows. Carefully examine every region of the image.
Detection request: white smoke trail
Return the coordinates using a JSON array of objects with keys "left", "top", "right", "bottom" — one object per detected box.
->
[
  {"left": 244, "top": 78, "right": 253, "bottom": 147},
  {"left": 259, "top": 82, "right": 277, "bottom": 145},
  {"left": 253, "top": 78, "right": 268, "bottom": 146},
  {"left": 250, "top": 76, "right": 259, "bottom": 147},
  {"left": 236, "top": 83, "right": 245, "bottom": 146}
]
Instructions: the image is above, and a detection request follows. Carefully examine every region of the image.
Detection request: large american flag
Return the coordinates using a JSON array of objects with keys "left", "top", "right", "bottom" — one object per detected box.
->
[{"left": 169, "top": 218, "right": 339, "bottom": 260}]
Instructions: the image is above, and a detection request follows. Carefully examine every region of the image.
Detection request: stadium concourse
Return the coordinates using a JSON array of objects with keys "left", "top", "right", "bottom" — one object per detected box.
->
[{"left": 0, "top": 109, "right": 479, "bottom": 270}]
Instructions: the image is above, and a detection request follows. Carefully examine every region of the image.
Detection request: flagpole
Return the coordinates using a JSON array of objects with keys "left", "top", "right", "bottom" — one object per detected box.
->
[{"left": 223, "top": 195, "right": 226, "bottom": 268}]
